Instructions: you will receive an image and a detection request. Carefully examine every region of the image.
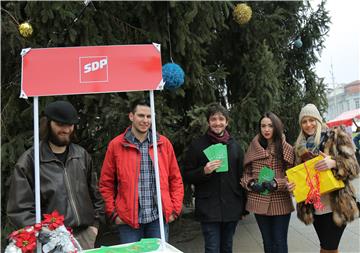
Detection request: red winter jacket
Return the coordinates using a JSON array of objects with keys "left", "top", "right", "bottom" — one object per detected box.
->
[{"left": 99, "top": 129, "right": 184, "bottom": 229}]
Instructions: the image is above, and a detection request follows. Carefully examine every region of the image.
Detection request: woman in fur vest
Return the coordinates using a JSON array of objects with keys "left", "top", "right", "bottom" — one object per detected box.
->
[
  {"left": 241, "top": 112, "right": 295, "bottom": 253},
  {"left": 294, "top": 103, "right": 359, "bottom": 253}
]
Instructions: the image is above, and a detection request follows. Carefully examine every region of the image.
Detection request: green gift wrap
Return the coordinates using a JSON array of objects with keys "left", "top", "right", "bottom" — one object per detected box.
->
[{"left": 258, "top": 166, "right": 275, "bottom": 195}]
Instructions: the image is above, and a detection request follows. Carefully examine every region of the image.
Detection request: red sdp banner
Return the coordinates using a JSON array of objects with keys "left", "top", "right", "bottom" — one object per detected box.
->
[{"left": 20, "top": 44, "right": 163, "bottom": 98}]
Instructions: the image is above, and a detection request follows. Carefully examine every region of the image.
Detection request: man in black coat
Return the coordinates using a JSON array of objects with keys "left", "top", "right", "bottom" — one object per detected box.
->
[{"left": 183, "top": 103, "right": 247, "bottom": 253}]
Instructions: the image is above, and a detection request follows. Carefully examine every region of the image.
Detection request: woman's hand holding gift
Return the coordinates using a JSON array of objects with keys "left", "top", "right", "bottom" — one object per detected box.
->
[
  {"left": 315, "top": 151, "right": 336, "bottom": 171},
  {"left": 286, "top": 178, "right": 296, "bottom": 192},
  {"left": 262, "top": 180, "right": 278, "bottom": 192},
  {"left": 248, "top": 179, "right": 265, "bottom": 192}
]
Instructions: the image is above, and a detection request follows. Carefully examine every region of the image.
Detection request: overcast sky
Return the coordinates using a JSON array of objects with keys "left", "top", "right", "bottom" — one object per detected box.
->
[{"left": 313, "top": 0, "right": 360, "bottom": 86}]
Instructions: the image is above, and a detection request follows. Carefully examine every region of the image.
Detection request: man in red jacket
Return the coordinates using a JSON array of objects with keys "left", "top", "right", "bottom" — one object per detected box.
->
[{"left": 99, "top": 99, "right": 183, "bottom": 244}]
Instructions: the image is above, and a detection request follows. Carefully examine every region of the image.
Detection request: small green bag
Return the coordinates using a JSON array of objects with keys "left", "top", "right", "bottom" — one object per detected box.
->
[{"left": 258, "top": 166, "right": 275, "bottom": 195}]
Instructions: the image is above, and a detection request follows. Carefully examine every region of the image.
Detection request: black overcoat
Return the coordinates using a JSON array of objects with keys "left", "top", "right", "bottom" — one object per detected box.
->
[{"left": 183, "top": 134, "right": 247, "bottom": 222}]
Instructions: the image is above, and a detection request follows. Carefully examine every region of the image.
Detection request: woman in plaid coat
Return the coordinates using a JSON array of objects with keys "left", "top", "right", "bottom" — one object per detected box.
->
[{"left": 240, "top": 112, "right": 295, "bottom": 253}]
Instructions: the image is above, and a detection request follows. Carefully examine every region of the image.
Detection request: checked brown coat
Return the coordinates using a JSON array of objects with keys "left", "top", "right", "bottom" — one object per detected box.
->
[{"left": 240, "top": 134, "right": 295, "bottom": 215}]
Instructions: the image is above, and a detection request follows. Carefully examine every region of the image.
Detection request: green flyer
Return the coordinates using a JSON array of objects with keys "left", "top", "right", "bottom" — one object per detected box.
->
[{"left": 203, "top": 143, "right": 228, "bottom": 172}]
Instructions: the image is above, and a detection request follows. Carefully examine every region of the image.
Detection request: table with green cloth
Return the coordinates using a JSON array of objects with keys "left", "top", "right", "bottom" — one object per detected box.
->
[{"left": 84, "top": 239, "right": 183, "bottom": 253}]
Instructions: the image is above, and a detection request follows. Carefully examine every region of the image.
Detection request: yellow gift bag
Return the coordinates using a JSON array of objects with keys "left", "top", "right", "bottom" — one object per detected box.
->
[{"left": 286, "top": 155, "right": 345, "bottom": 204}]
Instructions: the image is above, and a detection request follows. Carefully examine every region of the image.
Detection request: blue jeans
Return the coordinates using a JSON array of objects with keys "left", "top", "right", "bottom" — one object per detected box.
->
[
  {"left": 254, "top": 213, "right": 291, "bottom": 253},
  {"left": 116, "top": 219, "right": 169, "bottom": 244},
  {"left": 201, "top": 221, "right": 238, "bottom": 253}
]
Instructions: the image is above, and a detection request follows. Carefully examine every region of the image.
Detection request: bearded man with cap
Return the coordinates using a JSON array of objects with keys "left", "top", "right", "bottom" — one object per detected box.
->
[
  {"left": 294, "top": 103, "right": 359, "bottom": 253},
  {"left": 7, "top": 100, "right": 104, "bottom": 249}
]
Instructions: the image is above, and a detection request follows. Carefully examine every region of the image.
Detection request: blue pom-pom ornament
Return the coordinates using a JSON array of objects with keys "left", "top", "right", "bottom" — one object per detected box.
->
[
  {"left": 162, "top": 63, "right": 185, "bottom": 90},
  {"left": 294, "top": 38, "right": 303, "bottom": 48}
]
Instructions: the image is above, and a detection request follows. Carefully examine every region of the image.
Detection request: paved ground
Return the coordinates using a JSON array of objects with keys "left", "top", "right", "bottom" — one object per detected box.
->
[{"left": 169, "top": 178, "right": 360, "bottom": 253}]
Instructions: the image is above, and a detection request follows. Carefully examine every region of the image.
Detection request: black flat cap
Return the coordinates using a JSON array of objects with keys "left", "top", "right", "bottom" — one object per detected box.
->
[{"left": 44, "top": 100, "right": 79, "bottom": 125}]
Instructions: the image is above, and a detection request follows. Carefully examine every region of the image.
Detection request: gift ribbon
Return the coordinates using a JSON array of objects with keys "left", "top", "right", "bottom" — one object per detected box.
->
[{"left": 304, "top": 162, "right": 324, "bottom": 210}]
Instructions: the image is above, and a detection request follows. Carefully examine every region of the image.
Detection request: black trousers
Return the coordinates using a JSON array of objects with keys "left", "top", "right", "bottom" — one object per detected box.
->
[{"left": 313, "top": 213, "right": 346, "bottom": 250}]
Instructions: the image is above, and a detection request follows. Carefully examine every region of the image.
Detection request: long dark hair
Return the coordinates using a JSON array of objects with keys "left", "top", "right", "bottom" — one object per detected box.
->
[
  {"left": 39, "top": 116, "right": 78, "bottom": 143},
  {"left": 258, "top": 112, "right": 285, "bottom": 170}
]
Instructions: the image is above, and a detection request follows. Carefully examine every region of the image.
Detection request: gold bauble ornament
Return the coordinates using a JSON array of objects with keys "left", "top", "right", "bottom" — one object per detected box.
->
[
  {"left": 233, "top": 3, "right": 252, "bottom": 25},
  {"left": 18, "top": 22, "right": 33, "bottom": 38}
]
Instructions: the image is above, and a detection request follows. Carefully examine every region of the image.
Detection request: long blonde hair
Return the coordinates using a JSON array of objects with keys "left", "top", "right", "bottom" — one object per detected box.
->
[{"left": 295, "top": 118, "right": 327, "bottom": 149}]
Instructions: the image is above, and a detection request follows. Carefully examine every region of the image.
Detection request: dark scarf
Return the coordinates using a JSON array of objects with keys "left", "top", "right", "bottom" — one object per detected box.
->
[
  {"left": 207, "top": 129, "right": 230, "bottom": 144},
  {"left": 296, "top": 132, "right": 327, "bottom": 162}
]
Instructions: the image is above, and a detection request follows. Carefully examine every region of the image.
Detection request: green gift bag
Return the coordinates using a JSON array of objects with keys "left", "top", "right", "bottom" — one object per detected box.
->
[{"left": 258, "top": 166, "right": 275, "bottom": 195}]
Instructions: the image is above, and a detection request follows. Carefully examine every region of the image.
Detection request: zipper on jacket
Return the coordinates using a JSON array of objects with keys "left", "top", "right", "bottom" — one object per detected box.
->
[
  {"left": 124, "top": 143, "right": 140, "bottom": 228},
  {"left": 42, "top": 142, "right": 82, "bottom": 227},
  {"left": 64, "top": 162, "right": 81, "bottom": 226},
  {"left": 149, "top": 143, "right": 162, "bottom": 219},
  {"left": 134, "top": 147, "right": 140, "bottom": 227}
]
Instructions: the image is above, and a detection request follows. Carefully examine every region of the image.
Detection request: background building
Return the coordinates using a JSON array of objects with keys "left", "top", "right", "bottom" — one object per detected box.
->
[{"left": 326, "top": 80, "right": 360, "bottom": 121}]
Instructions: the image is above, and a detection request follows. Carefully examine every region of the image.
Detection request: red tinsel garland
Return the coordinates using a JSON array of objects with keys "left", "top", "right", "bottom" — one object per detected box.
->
[{"left": 304, "top": 162, "right": 325, "bottom": 210}]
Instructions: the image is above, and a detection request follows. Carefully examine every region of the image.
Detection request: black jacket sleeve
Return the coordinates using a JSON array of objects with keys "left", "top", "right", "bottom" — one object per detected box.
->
[
  {"left": 183, "top": 137, "right": 213, "bottom": 185},
  {"left": 7, "top": 150, "right": 36, "bottom": 229},
  {"left": 85, "top": 152, "right": 105, "bottom": 227}
]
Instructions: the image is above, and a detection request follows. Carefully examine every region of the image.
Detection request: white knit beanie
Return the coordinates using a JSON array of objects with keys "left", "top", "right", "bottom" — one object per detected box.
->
[{"left": 298, "top": 103, "right": 322, "bottom": 125}]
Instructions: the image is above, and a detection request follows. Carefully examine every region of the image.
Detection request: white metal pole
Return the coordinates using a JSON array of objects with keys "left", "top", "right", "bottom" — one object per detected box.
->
[
  {"left": 149, "top": 90, "right": 166, "bottom": 249},
  {"left": 33, "top": 97, "right": 41, "bottom": 253}
]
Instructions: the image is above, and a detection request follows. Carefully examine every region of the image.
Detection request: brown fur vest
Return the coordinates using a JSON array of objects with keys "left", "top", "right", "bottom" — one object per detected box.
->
[{"left": 295, "top": 126, "right": 360, "bottom": 226}]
